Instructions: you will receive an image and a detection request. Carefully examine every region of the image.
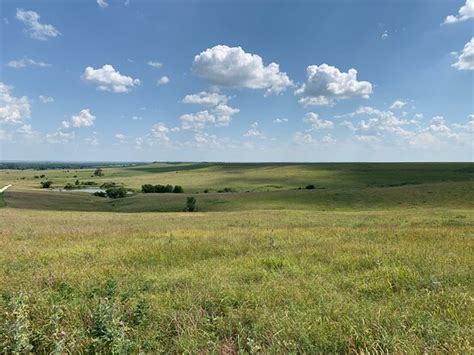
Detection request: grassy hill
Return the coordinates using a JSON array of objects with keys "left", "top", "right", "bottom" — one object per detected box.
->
[{"left": 1, "top": 162, "right": 473, "bottom": 212}]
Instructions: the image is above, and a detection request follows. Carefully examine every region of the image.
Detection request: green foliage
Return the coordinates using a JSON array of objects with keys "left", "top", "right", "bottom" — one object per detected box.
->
[
  {"left": 94, "top": 168, "right": 103, "bottom": 177},
  {"left": 173, "top": 185, "right": 184, "bottom": 193},
  {"left": 63, "top": 183, "right": 75, "bottom": 190},
  {"left": 100, "top": 182, "right": 118, "bottom": 189},
  {"left": 2, "top": 293, "right": 33, "bottom": 353},
  {"left": 93, "top": 191, "right": 107, "bottom": 198},
  {"left": 305, "top": 184, "right": 316, "bottom": 189},
  {"left": 40, "top": 181, "right": 53, "bottom": 188},
  {"left": 185, "top": 197, "right": 197, "bottom": 212},
  {"left": 141, "top": 184, "right": 174, "bottom": 193},
  {"left": 106, "top": 187, "right": 127, "bottom": 199}
]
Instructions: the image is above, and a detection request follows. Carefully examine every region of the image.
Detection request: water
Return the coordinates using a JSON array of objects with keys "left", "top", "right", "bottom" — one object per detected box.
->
[{"left": 52, "top": 188, "right": 105, "bottom": 193}]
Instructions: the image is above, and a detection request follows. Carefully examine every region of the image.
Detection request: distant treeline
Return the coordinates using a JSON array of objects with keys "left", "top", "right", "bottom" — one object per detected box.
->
[
  {"left": 142, "top": 184, "right": 184, "bottom": 193},
  {"left": 0, "top": 161, "right": 145, "bottom": 170}
]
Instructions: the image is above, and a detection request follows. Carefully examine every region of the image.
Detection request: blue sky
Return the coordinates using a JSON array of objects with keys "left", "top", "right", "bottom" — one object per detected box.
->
[{"left": 1, "top": 0, "right": 473, "bottom": 162}]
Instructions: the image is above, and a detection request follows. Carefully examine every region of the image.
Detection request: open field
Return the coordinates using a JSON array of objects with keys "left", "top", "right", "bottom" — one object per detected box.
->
[{"left": 0, "top": 163, "right": 473, "bottom": 352}]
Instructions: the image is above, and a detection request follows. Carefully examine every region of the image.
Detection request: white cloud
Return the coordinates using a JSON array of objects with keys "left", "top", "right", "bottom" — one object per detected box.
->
[
  {"left": 46, "top": 130, "right": 75, "bottom": 144},
  {"left": 147, "top": 61, "right": 162, "bottom": 69},
  {"left": 7, "top": 57, "right": 50, "bottom": 68},
  {"left": 293, "top": 131, "right": 315, "bottom": 144},
  {"left": 61, "top": 120, "right": 70, "bottom": 129},
  {"left": 192, "top": 45, "right": 293, "bottom": 95},
  {"left": 321, "top": 134, "right": 336, "bottom": 144},
  {"left": 157, "top": 76, "right": 169, "bottom": 85},
  {"left": 150, "top": 122, "right": 170, "bottom": 141},
  {"left": 443, "top": 0, "right": 474, "bottom": 24},
  {"left": 85, "top": 136, "right": 99, "bottom": 146},
  {"left": 15, "top": 8, "right": 60, "bottom": 40},
  {"left": 82, "top": 64, "right": 140, "bottom": 93},
  {"left": 182, "top": 91, "right": 229, "bottom": 106},
  {"left": 97, "top": 0, "right": 109, "bottom": 8},
  {"left": 0, "top": 82, "right": 31, "bottom": 125},
  {"left": 381, "top": 30, "right": 389, "bottom": 40},
  {"left": 212, "top": 104, "right": 239, "bottom": 127},
  {"left": 39, "top": 95, "right": 54, "bottom": 103},
  {"left": 389, "top": 100, "right": 406, "bottom": 110},
  {"left": 273, "top": 118, "right": 288, "bottom": 123},
  {"left": 194, "top": 132, "right": 219, "bottom": 146},
  {"left": 131, "top": 115, "right": 142, "bottom": 121},
  {"left": 303, "top": 112, "right": 334, "bottom": 130},
  {"left": 115, "top": 133, "right": 127, "bottom": 142},
  {"left": 182, "top": 91, "right": 239, "bottom": 127},
  {"left": 295, "top": 64, "right": 373, "bottom": 106},
  {"left": 355, "top": 135, "right": 380, "bottom": 144},
  {"left": 452, "top": 38, "right": 474, "bottom": 70},
  {"left": 243, "top": 121, "right": 264, "bottom": 137},
  {"left": 70, "top": 109, "right": 95, "bottom": 128},
  {"left": 180, "top": 111, "right": 215, "bottom": 131}
]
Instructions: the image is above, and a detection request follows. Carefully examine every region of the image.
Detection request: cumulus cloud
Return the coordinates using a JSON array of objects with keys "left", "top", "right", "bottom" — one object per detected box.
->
[
  {"left": 295, "top": 64, "right": 373, "bottom": 106},
  {"left": 192, "top": 45, "right": 293, "bottom": 95},
  {"left": 243, "top": 122, "right": 264, "bottom": 137},
  {"left": 321, "top": 134, "right": 336, "bottom": 144},
  {"left": 16, "top": 8, "right": 60, "bottom": 40},
  {"left": 194, "top": 132, "right": 219, "bottom": 146},
  {"left": 7, "top": 57, "right": 50, "bottom": 68},
  {"left": 157, "top": 76, "right": 169, "bottom": 85},
  {"left": 46, "top": 130, "right": 75, "bottom": 144},
  {"left": 273, "top": 118, "right": 288, "bottom": 123},
  {"left": 443, "top": 0, "right": 474, "bottom": 24},
  {"left": 303, "top": 112, "right": 334, "bottom": 130},
  {"left": 293, "top": 131, "right": 315, "bottom": 144},
  {"left": 147, "top": 61, "right": 162, "bottom": 68},
  {"left": 0, "top": 82, "right": 31, "bottom": 125},
  {"left": 389, "top": 100, "right": 406, "bottom": 110},
  {"left": 150, "top": 122, "right": 170, "bottom": 141},
  {"left": 97, "top": 0, "right": 109, "bottom": 8},
  {"left": 66, "top": 109, "right": 96, "bottom": 128},
  {"left": 452, "top": 38, "right": 474, "bottom": 70},
  {"left": 381, "top": 30, "right": 389, "bottom": 40},
  {"left": 183, "top": 91, "right": 229, "bottom": 106},
  {"left": 82, "top": 64, "right": 140, "bottom": 93},
  {"left": 39, "top": 95, "right": 54, "bottom": 103},
  {"left": 182, "top": 91, "right": 239, "bottom": 127},
  {"left": 85, "top": 136, "right": 99, "bottom": 146},
  {"left": 131, "top": 116, "right": 142, "bottom": 121},
  {"left": 180, "top": 111, "right": 216, "bottom": 131}
]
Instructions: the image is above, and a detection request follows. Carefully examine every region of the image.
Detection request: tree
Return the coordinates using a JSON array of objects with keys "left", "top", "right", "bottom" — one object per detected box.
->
[
  {"left": 40, "top": 181, "right": 52, "bottom": 188},
  {"left": 185, "top": 197, "right": 197, "bottom": 212},
  {"left": 106, "top": 187, "right": 127, "bottom": 198},
  {"left": 305, "top": 184, "right": 316, "bottom": 190},
  {"left": 141, "top": 184, "right": 155, "bottom": 193},
  {"left": 173, "top": 185, "right": 184, "bottom": 193},
  {"left": 94, "top": 168, "right": 103, "bottom": 177}
]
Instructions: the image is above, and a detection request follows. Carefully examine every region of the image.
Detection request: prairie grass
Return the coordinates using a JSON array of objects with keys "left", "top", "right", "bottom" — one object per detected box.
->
[{"left": 1, "top": 208, "right": 473, "bottom": 353}]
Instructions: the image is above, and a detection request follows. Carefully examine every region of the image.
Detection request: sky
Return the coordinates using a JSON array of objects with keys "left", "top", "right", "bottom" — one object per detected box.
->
[{"left": 0, "top": 0, "right": 473, "bottom": 162}]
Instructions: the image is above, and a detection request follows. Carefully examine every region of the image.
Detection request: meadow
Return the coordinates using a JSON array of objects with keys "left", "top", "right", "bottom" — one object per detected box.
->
[{"left": 0, "top": 163, "right": 473, "bottom": 353}]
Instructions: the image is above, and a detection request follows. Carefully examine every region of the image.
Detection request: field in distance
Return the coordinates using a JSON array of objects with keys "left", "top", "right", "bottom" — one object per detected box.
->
[
  {"left": 1, "top": 162, "right": 473, "bottom": 212},
  {"left": 0, "top": 162, "right": 473, "bottom": 352}
]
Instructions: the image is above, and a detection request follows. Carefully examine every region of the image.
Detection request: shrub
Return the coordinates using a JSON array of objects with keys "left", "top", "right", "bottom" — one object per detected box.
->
[
  {"left": 34, "top": 175, "right": 39, "bottom": 179},
  {"left": 305, "top": 184, "right": 316, "bottom": 190},
  {"left": 106, "top": 187, "right": 127, "bottom": 199},
  {"left": 185, "top": 197, "right": 197, "bottom": 212},
  {"left": 218, "top": 187, "right": 233, "bottom": 193},
  {"left": 75, "top": 179, "right": 80, "bottom": 185},
  {"left": 203, "top": 189, "right": 209, "bottom": 193},
  {"left": 94, "top": 168, "right": 103, "bottom": 177},
  {"left": 40, "top": 181, "right": 53, "bottom": 189},
  {"left": 141, "top": 184, "right": 155, "bottom": 193},
  {"left": 173, "top": 185, "right": 184, "bottom": 193},
  {"left": 93, "top": 191, "right": 107, "bottom": 198},
  {"left": 63, "top": 183, "right": 75, "bottom": 190},
  {"left": 40, "top": 174, "right": 45, "bottom": 178},
  {"left": 142, "top": 184, "right": 179, "bottom": 193},
  {"left": 101, "top": 182, "right": 117, "bottom": 189}
]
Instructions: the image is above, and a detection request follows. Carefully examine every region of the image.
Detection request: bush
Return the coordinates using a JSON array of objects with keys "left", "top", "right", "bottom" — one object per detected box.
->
[
  {"left": 106, "top": 187, "right": 127, "bottom": 199},
  {"left": 63, "top": 183, "right": 75, "bottom": 190},
  {"left": 173, "top": 185, "right": 184, "bottom": 193},
  {"left": 100, "top": 182, "right": 117, "bottom": 189},
  {"left": 305, "top": 184, "right": 316, "bottom": 190},
  {"left": 218, "top": 187, "right": 233, "bottom": 193},
  {"left": 141, "top": 184, "right": 178, "bottom": 193},
  {"left": 93, "top": 191, "right": 107, "bottom": 198},
  {"left": 94, "top": 168, "right": 103, "bottom": 177},
  {"left": 40, "top": 181, "right": 53, "bottom": 188},
  {"left": 185, "top": 197, "right": 197, "bottom": 212}
]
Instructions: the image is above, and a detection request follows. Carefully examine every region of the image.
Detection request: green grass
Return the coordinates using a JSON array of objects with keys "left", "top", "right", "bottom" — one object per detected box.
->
[
  {"left": 0, "top": 208, "right": 472, "bottom": 353},
  {"left": 0, "top": 193, "right": 5, "bottom": 208},
  {"left": 0, "top": 163, "right": 473, "bottom": 352}
]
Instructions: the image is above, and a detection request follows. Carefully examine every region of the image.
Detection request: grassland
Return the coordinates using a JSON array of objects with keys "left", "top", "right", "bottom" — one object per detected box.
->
[{"left": 0, "top": 163, "right": 473, "bottom": 352}]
